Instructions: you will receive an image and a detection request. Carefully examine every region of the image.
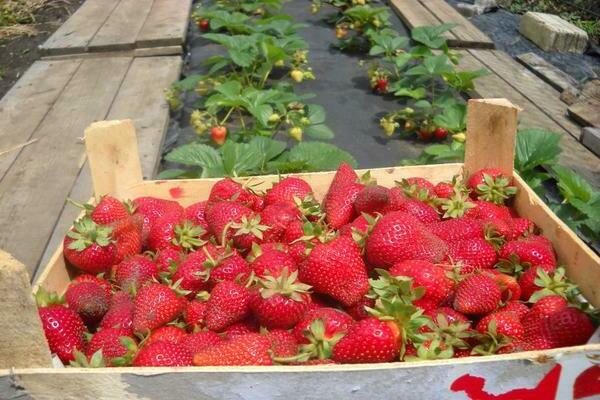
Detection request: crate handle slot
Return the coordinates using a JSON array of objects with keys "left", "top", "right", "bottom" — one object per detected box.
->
[
  {"left": 84, "top": 120, "right": 144, "bottom": 199},
  {"left": 464, "top": 98, "right": 521, "bottom": 179}
]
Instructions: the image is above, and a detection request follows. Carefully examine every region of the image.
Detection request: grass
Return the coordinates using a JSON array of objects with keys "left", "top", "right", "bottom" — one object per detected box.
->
[
  {"left": 507, "top": 0, "right": 600, "bottom": 44},
  {"left": 0, "top": 0, "right": 68, "bottom": 38}
]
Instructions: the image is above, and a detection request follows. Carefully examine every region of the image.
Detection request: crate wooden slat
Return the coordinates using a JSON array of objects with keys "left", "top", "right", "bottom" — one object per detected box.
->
[
  {"left": 389, "top": 0, "right": 494, "bottom": 48},
  {"left": 39, "top": 0, "right": 192, "bottom": 57},
  {"left": 0, "top": 56, "right": 182, "bottom": 278}
]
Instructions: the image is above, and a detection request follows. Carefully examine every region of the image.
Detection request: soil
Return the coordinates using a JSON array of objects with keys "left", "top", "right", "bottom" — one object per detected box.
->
[{"left": 0, "top": 0, "right": 84, "bottom": 98}]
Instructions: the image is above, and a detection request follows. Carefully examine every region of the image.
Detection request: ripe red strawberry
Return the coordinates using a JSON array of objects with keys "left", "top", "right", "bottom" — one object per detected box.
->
[
  {"left": 329, "top": 162, "right": 358, "bottom": 188},
  {"left": 404, "top": 177, "right": 434, "bottom": 195},
  {"left": 345, "top": 296, "right": 375, "bottom": 320},
  {"left": 499, "top": 302, "right": 530, "bottom": 320},
  {"left": 265, "top": 177, "right": 313, "bottom": 206},
  {"left": 100, "top": 296, "right": 134, "bottom": 334},
  {"left": 193, "top": 333, "right": 273, "bottom": 366},
  {"left": 181, "top": 331, "right": 223, "bottom": 355},
  {"left": 324, "top": 182, "right": 363, "bottom": 229},
  {"left": 132, "top": 341, "right": 193, "bottom": 366},
  {"left": 205, "top": 201, "right": 254, "bottom": 244},
  {"left": 428, "top": 218, "right": 483, "bottom": 242},
  {"left": 110, "top": 216, "right": 143, "bottom": 264},
  {"left": 90, "top": 196, "right": 130, "bottom": 225},
  {"left": 433, "top": 182, "right": 454, "bottom": 199},
  {"left": 483, "top": 270, "right": 521, "bottom": 302},
  {"left": 508, "top": 217, "right": 535, "bottom": 240},
  {"left": 198, "top": 18, "right": 210, "bottom": 31},
  {"left": 184, "top": 201, "right": 209, "bottom": 233},
  {"left": 339, "top": 214, "right": 372, "bottom": 238},
  {"left": 204, "top": 250, "right": 251, "bottom": 288},
  {"left": 447, "top": 238, "right": 497, "bottom": 269},
  {"left": 222, "top": 319, "right": 259, "bottom": 339},
  {"left": 154, "top": 247, "right": 183, "bottom": 273},
  {"left": 256, "top": 202, "right": 300, "bottom": 244},
  {"left": 293, "top": 307, "right": 354, "bottom": 344},
  {"left": 366, "top": 211, "right": 447, "bottom": 268},
  {"left": 453, "top": 273, "right": 501, "bottom": 315},
  {"left": 251, "top": 268, "right": 311, "bottom": 329},
  {"left": 132, "top": 196, "right": 183, "bottom": 242},
  {"left": 86, "top": 328, "right": 132, "bottom": 366},
  {"left": 299, "top": 236, "right": 369, "bottom": 306},
  {"left": 63, "top": 217, "right": 117, "bottom": 273},
  {"left": 210, "top": 125, "right": 227, "bottom": 145},
  {"left": 208, "top": 178, "right": 255, "bottom": 207},
  {"left": 354, "top": 185, "right": 390, "bottom": 214},
  {"left": 375, "top": 78, "right": 388, "bottom": 93},
  {"left": 38, "top": 302, "right": 86, "bottom": 363},
  {"left": 521, "top": 295, "right": 568, "bottom": 343},
  {"left": 132, "top": 283, "right": 185, "bottom": 334},
  {"left": 250, "top": 248, "right": 297, "bottom": 278},
  {"left": 332, "top": 317, "right": 399, "bottom": 363},
  {"left": 183, "top": 298, "right": 208, "bottom": 331},
  {"left": 541, "top": 307, "right": 594, "bottom": 347},
  {"left": 380, "top": 187, "right": 407, "bottom": 213},
  {"left": 499, "top": 238, "right": 556, "bottom": 269},
  {"left": 476, "top": 311, "right": 524, "bottom": 339},
  {"left": 65, "top": 280, "right": 110, "bottom": 324},
  {"left": 465, "top": 200, "right": 512, "bottom": 220},
  {"left": 467, "top": 168, "right": 516, "bottom": 204},
  {"left": 113, "top": 255, "right": 158, "bottom": 292},
  {"left": 72, "top": 274, "right": 112, "bottom": 298},
  {"left": 147, "top": 213, "right": 205, "bottom": 253},
  {"left": 398, "top": 199, "right": 439, "bottom": 224},
  {"left": 518, "top": 264, "right": 556, "bottom": 301},
  {"left": 266, "top": 329, "right": 299, "bottom": 357},
  {"left": 424, "top": 307, "right": 469, "bottom": 326},
  {"left": 171, "top": 245, "right": 216, "bottom": 295},
  {"left": 109, "top": 291, "right": 132, "bottom": 307},
  {"left": 147, "top": 325, "right": 187, "bottom": 345},
  {"left": 433, "top": 127, "right": 448, "bottom": 140},
  {"left": 204, "top": 281, "right": 251, "bottom": 331},
  {"left": 390, "top": 260, "right": 453, "bottom": 308}
]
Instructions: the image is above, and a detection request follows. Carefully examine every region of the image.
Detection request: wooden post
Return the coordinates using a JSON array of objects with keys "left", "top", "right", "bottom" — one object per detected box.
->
[
  {"left": 84, "top": 120, "right": 143, "bottom": 198},
  {"left": 0, "top": 250, "right": 53, "bottom": 368},
  {"left": 463, "top": 98, "right": 521, "bottom": 179}
]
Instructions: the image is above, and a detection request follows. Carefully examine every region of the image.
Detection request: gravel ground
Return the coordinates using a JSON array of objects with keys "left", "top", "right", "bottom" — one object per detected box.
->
[
  {"left": 446, "top": 1, "right": 600, "bottom": 83},
  {"left": 161, "top": 0, "right": 428, "bottom": 172}
]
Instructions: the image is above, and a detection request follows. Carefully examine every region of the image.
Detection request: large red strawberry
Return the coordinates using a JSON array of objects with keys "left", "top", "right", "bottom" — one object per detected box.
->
[
  {"left": 204, "top": 281, "right": 251, "bottom": 331},
  {"left": 508, "top": 217, "right": 535, "bottom": 240},
  {"left": 154, "top": 247, "right": 183, "bottom": 274},
  {"left": 132, "top": 341, "right": 193, "bottom": 366},
  {"left": 299, "top": 236, "right": 369, "bottom": 306},
  {"left": 499, "top": 301, "right": 530, "bottom": 320},
  {"left": 250, "top": 248, "right": 297, "bottom": 278},
  {"left": 329, "top": 162, "right": 358, "bottom": 188},
  {"left": 181, "top": 331, "right": 223, "bottom": 355},
  {"left": 433, "top": 181, "right": 455, "bottom": 200},
  {"left": 518, "top": 264, "right": 556, "bottom": 301},
  {"left": 265, "top": 177, "right": 313, "bottom": 206},
  {"left": 380, "top": 187, "right": 407, "bottom": 213},
  {"left": 86, "top": 328, "right": 133, "bottom": 366},
  {"left": 208, "top": 178, "right": 255, "bottom": 207},
  {"left": 65, "top": 280, "right": 110, "bottom": 325},
  {"left": 366, "top": 211, "right": 447, "bottom": 268},
  {"left": 72, "top": 274, "right": 112, "bottom": 298},
  {"left": 205, "top": 201, "right": 254, "bottom": 244},
  {"left": 113, "top": 254, "right": 158, "bottom": 292},
  {"left": 147, "top": 213, "right": 206, "bottom": 253},
  {"left": 100, "top": 294, "right": 134, "bottom": 334},
  {"left": 132, "top": 283, "right": 185, "bottom": 334},
  {"left": 90, "top": 196, "right": 130, "bottom": 225},
  {"left": 390, "top": 260, "right": 453, "bottom": 308},
  {"left": 183, "top": 298, "right": 208, "bottom": 331},
  {"left": 467, "top": 168, "right": 516, "bottom": 204},
  {"left": 476, "top": 311, "right": 524, "bottom": 340},
  {"left": 345, "top": 296, "right": 376, "bottom": 320},
  {"left": 259, "top": 202, "right": 301, "bottom": 243},
  {"left": 453, "top": 273, "right": 501, "bottom": 315},
  {"left": 193, "top": 333, "right": 273, "bottom": 366},
  {"left": 132, "top": 197, "right": 183, "bottom": 243},
  {"left": 171, "top": 245, "right": 217, "bottom": 295},
  {"left": 447, "top": 238, "right": 497, "bottom": 269},
  {"left": 354, "top": 185, "right": 390, "bottom": 214},
  {"left": 499, "top": 238, "right": 556, "bottom": 270},
  {"left": 146, "top": 326, "right": 187, "bottom": 345},
  {"left": 483, "top": 270, "right": 521, "bottom": 302},
  {"left": 293, "top": 307, "right": 354, "bottom": 359},
  {"left": 324, "top": 182, "right": 363, "bottom": 229},
  {"left": 222, "top": 318, "right": 259, "bottom": 339},
  {"left": 251, "top": 268, "right": 311, "bottom": 329},
  {"left": 110, "top": 216, "right": 143, "bottom": 264},
  {"left": 402, "top": 177, "right": 434, "bottom": 198},
  {"left": 428, "top": 218, "right": 483, "bottom": 242},
  {"left": 184, "top": 201, "right": 209, "bottom": 233},
  {"left": 398, "top": 199, "right": 439, "bottom": 224},
  {"left": 332, "top": 317, "right": 399, "bottom": 363},
  {"left": 541, "top": 307, "right": 594, "bottom": 347},
  {"left": 63, "top": 217, "right": 117, "bottom": 273},
  {"left": 424, "top": 307, "right": 469, "bottom": 326},
  {"left": 465, "top": 200, "right": 512, "bottom": 220},
  {"left": 36, "top": 289, "right": 86, "bottom": 363},
  {"left": 266, "top": 329, "right": 299, "bottom": 357},
  {"left": 204, "top": 250, "right": 251, "bottom": 288}
]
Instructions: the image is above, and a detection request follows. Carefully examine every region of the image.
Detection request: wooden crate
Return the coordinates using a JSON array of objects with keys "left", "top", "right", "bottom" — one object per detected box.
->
[{"left": 1, "top": 99, "right": 600, "bottom": 399}]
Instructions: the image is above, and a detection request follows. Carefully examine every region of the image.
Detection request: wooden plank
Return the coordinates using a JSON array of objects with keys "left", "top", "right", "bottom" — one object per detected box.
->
[
  {"left": 515, "top": 52, "right": 579, "bottom": 92},
  {"left": 0, "top": 60, "right": 82, "bottom": 178},
  {"left": 89, "top": 0, "right": 154, "bottom": 52},
  {"left": 39, "top": 0, "right": 121, "bottom": 55},
  {"left": 419, "top": 0, "right": 494, "bottom": 48},
  {"left": 468, "top": 49, "right": 581, "bottom": 140},
  {"left": 456, "top": 51, "right": 600, "bottom": 187},
  {"left": 568, "top": 98, "right": 600, "bottom": 128},
  {"left": 0, "top": 250, "right": 52, "bottom": 368},
  {"left": 389, "top": 0, "right": 456, "bottom": 42},
  {"left": 105, "top": 56, "right": 182, "bottom": 179},
  {"left": 137, "top": 0, "right": 193, "bottom": 47},
  {"left": 41, "top": 45, "right": 183, "bottom": 61},
  {"left": 0, "top": 57, "right": 133, "bottom": 275}
]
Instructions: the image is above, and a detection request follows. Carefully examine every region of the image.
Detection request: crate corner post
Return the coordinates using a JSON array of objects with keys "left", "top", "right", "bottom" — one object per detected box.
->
[
  {"left": 0, "top": 250, "right": 53, "bottom": 369},
  {"left": 84, "top": 119, "right": 144, "bottom": 198},
  {"left": 464, "top": 98, "right": 521, "bottom": 179}
]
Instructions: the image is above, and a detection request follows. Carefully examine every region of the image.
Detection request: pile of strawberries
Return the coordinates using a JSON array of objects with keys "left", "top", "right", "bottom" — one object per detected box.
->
[{"left": 36, "top": 163, "right": 596, "bottom": 367}]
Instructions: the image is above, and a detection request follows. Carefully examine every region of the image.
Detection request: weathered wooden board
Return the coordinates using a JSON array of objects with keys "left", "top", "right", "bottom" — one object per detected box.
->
[
  {"left": 568, "top": 98, "right": 600, "bottom": 128},
  {"left": 389, "top": 0, "right": 494, "bottom": 48},
  {"left": 515, "top": 52, "right": 579, "bottom": 92},
  {"left": 39, "top": 0, "right": 192, "bottom": 56},
  {"left": 41, "top": 45, "right": 183, "bottom": 61},
  {"left": 456, "top": 51, "right": 600, "bottom": 187}
]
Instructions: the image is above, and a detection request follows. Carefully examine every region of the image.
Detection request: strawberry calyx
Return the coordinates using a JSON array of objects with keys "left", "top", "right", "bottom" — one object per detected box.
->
[
  {"left": 439, "top": 188, "right": 476, "bottom": 219},
  {"left": 293, "top": 194, "right": 323, "bottom": 219},
  {"left": 35, "top": 286, "right": 64, "bottom": 307},
  {"left": 475, "top": 173, "right": 517, "bottom": 205},
  {"left": 404, "top": 338, "right": 455, "bottom": 361},
  {"left": 172, "top": 221, "right": 207, "bottom": 252},
  {"left": 483, "top": 222, "right": 507, "bottom": 250},
  {"left": 528, "top": 267, "right": 579, "bottom": 303},
  {"left": 396, "top": 178, "right": 433, "bottom": 204},
  {"left": 257, "top": 267, "right": 312, "bottom": 302},
  {"left": 429, "top": 312, "right": 473, "bottom": 350},
  {"left": 471, "top": 319, "right": 513, "bottom": 356},
  {"left": 111, "top": 336, "right": 140, "bottom": 367},
  {"left": 495, "top": 254, "right": 530, "bottom": 277},
  {"left": 70, "top": 349, "right": 106, "bottom": 368},
  {"left": 66, "top": 217, "right": 114, "bottom": 251},
  {"left": 369, "top": 269, "right": 425, "bottom": 304},
  {"left": 350, "top": 213, "right": 380, "bottom": 249},
  {"left": 357, "top": 170, "right": 376, "bottom": 186},
  {"left": 231, "top": 215, "right": 270, "bottom": 241},
  {"left": 298, "top": 318, "right": 346, "bottom": 360}
]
